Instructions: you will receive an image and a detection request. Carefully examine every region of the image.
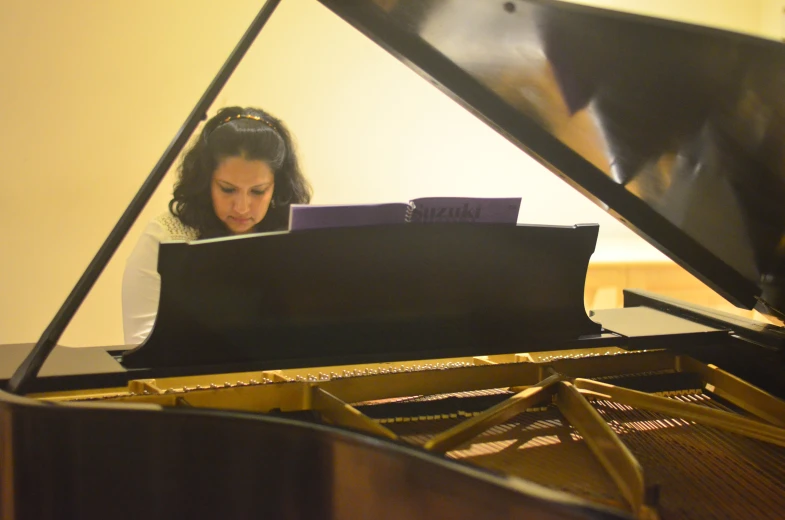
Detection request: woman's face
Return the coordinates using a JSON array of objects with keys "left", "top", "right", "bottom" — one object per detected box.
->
[{"left": 210, "top": 156, "right": 275, "bottom": 234}]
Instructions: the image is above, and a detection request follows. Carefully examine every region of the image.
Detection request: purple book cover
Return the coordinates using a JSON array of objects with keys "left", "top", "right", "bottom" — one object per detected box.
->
[
  {"left": 289, "top": 203, "right": 408, "bottom": 231},
  {"left": 407, "top": 197, "right": 521, "bottom": 224},
  {"left": 289, "top": 197, "right": 521, "bottom": 231}
]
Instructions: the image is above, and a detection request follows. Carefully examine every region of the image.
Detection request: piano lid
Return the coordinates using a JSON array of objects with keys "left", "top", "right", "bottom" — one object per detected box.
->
[{"left": 317, "top": 0, "right": 785, "bottom": 319}]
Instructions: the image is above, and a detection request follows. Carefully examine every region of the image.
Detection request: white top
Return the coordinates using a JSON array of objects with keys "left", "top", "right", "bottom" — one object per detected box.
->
[{"left": 121, "top": 212, "right": 200, "bottom": 345}]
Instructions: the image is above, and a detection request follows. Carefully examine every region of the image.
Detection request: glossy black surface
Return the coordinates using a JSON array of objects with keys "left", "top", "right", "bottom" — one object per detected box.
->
[
  {"left": 591, "top": 306, "right": 730, "bottom": 351},
  {"left": 0, "top": 391, "right": 630, "bottom": 520},
  {"left": 623, "top": 289, "right": 785, "bottom": 351},
  {"left": 318, "top": 0, "right": 785, "bottom": 317},
  {"left": 621, "top": 290, "right": 785, "bottom": 399},
  {"left": 124, "top": 223, "right": 602, "bottom": 368}
]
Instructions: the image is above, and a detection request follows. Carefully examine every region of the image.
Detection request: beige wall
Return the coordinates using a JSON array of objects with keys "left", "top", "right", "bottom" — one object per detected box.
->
[
  {"left": 760, "top": 0, "right": 785, "bottom": 39},
  {"left": 560, "top": 0, "right": 764, "bottom": 35},
  {"left": 0, "top": 0, "right": 774, "bottom": 348},
  {"left": 0, "top": 0, "right": 263, "bottom": 346}
]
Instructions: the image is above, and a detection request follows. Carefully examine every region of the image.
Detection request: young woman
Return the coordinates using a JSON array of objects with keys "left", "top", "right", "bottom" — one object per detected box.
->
[{"left": 121, "top": 106, "right": 312, "bottom": 344}]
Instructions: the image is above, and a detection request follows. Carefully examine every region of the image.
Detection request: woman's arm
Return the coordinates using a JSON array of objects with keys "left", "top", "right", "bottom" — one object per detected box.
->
[{"left": 121, "top": 220, "right": 168, "bottom": 345}]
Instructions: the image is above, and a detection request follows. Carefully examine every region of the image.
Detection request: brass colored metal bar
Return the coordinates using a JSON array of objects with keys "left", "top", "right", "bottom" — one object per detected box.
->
[
  {"left": 36, "top": 389, "right": 130, "bottom": 402},
  {"left": 576, "top": 389, "right": 613, "bottom": 401},
  {"left": 127, "top": 379, "right": 163, "bottom": 395},
  {"left": 424, "top": 374, "right": 562, "bottom": 453},
  {"left": 574, "top": 378, "right": 785, "bottom": 448},
  {"left": 311, "top": 387, "right": 398, "bottom": 441},
  {"left": 556, "top": 382, "right": 656, "bottom": 519},
  {"left": 321, "top": 362, "right": 541, "bottom": 404},
  {"left": 510, "top": 366, "right": 558, "bottom": 395},
  {"left": 678, "top": 356, "right": 785, "bottom": 427},
  {"left": 39, "top": 350, "right": 676, "bottom": 407},
  {"left": 321, "top": 351, "right": 675, "bottom": 404},
  {"left": 549, "top": 350, "right": 675, "bottom": 380},
  {"left": 261, "top": 370, "right": 290, "bottom": 382}
]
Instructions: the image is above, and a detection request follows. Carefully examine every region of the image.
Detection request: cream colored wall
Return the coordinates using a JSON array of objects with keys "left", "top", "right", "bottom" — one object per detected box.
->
[
  {"left": 0, "top": 0, "right": 263, "bottom": 346},
  {"left": 759, "top": 0, "right": 785, "bottom": 39},
  {"left": 560, "top": 0, "right": 763, "bottom": 35},
  {"left": 0, "top": 0, "right": 773, "bottom": 348}
]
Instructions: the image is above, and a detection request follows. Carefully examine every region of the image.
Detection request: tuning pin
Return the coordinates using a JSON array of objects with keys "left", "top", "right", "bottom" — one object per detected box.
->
[{"left": 210, "top": 383, "right": 219, "bottom": 389}]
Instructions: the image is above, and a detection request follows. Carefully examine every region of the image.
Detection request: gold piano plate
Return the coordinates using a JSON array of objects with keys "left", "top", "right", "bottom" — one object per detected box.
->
[{"left": 35, "top": 348, "right": 785, "bottom": 520}]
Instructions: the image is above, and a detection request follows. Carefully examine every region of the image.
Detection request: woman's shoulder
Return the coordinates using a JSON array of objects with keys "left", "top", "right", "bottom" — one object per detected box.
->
[{"left": 150, "top": 212, "right": 200, "bottom": 242}]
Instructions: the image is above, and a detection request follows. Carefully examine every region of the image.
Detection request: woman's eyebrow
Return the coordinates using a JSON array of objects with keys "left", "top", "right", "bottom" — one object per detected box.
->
[{"left": 215, "top": 180, "right": 273, "bottom": 189}]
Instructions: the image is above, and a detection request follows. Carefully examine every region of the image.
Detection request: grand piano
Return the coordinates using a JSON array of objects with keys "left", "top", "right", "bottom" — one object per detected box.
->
[{"left": 2, "top": 1, "right": 785, "bottom": 519}]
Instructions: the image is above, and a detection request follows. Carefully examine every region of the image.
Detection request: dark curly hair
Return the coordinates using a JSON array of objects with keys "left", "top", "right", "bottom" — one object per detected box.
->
[{"left": 169, "top": 106, "right": 312, "bottom": 238}]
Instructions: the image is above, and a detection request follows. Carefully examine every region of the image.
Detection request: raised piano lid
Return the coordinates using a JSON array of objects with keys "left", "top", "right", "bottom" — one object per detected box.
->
[{"left": 316, "top": 0, "right": 785, "bottom": 320}]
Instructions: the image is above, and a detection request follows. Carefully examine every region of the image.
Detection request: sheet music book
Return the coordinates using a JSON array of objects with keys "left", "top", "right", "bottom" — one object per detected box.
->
[{"left": 289, "top": 197, "right": 521, "bottom": 231}]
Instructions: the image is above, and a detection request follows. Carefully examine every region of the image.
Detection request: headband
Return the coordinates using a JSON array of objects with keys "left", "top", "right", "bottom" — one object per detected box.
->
[{"left": 216, "top": 113, "right": 277, "bottom": 132}]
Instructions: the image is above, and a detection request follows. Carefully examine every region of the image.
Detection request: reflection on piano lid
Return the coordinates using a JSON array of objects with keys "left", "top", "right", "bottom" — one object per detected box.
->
[
  {"left": 4, "top": 1, "right": 785, "bottom": 519},
  {"left": 319, "top": 0, "right": 785, "bottom": 319}
]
